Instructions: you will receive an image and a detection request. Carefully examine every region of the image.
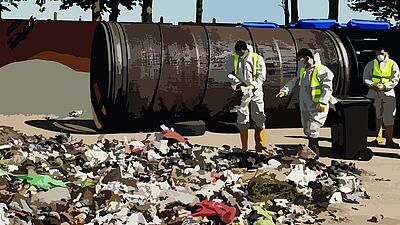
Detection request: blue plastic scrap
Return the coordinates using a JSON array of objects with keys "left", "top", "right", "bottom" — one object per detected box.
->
[{"left": 347, "top": 19, "right": 392, "bottom": 30}]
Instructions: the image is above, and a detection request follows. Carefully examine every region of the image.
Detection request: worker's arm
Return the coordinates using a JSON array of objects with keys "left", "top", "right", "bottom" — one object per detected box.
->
[
  {"left": 363, "top": 61, "right": 375, "bottom": 88},
  {"left": 317, "top": 65, "right": 334, "bottom": 106},
  {"left": 280, "top": 67, "right": 300, "bottom": 95},
  {"left": 225, "top": 55, "right": 240, "bottom": 84},
  {"left": 383, "top": 60, "right": 400, "bottom": 91},
  {"left": 256, "top": 55, "right": 267, "bottom": 83}
]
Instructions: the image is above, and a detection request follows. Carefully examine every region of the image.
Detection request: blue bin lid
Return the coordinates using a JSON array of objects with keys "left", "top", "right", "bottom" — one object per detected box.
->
[
  {"left": 338, "top": 23, "right": 347, "bottom": 28},
  {"left": 347, "top": 19, "right": 392, "bottom": 29},
  {"left": 241, "top": 22, "right": 280, "bottom": 28},
  {"left": 286, "top": 21, "right": 297, "bottom": 28},
  {"left": 296, "top": 18, "right": 338, "bottom": 28}
]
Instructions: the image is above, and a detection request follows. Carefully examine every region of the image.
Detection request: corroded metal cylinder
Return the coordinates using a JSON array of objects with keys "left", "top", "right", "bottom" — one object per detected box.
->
[{"left": 90, "top": 22, "right": 350, "bottom": 130}]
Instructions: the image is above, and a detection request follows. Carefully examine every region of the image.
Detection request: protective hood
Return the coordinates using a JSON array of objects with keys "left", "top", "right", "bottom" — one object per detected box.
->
[
  {"left": 305, "top": 50, "right": 321, "bottom": 67},
  {"left": 243, "top": 44, "right": 254, "bottom": 60},
  {"left": 313, "top": 52, "right": 321, "bottom": 65}
]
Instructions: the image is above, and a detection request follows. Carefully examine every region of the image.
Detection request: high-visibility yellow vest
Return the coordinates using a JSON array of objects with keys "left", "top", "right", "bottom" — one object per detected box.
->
[
  {"left": 372, "top": 59, "right": 393, "bottom": 84},
  {"left": 299, "top": 64, "right": 322, "bottom": 103},
  {"left": 233, "top": 52, "right": 258, "bottom": 81}
]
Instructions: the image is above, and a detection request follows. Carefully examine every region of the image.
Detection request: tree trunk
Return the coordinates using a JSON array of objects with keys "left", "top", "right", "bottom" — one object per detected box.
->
[
  {"left": 196, "top": 0, "right": 202, "bottom": 24},
  {"left": 92, "top": 0, "right": 102, "bottom": 21},
  {"left": 328, "top": 0, "right": 339, "bottom": 20},
  {"left": 141, "top": 0, "right": 153, "bottom": 23},
  {"left": 284, "top": 0, "right": 289, "bottom": 25},
  {"left": 290, "top": 0, "right": 299, "bottom": 22},
  {"left": 109, "top": 8, "right": 119, "bottom": 22}
]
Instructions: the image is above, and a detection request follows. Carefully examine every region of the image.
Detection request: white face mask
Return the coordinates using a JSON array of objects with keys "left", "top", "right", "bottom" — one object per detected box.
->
[
  {"left": 377, "top": 54, "right": 385, "bottom": 62},
  {"left": 241, "top": 50, "right": 249, "bottom": 58}
]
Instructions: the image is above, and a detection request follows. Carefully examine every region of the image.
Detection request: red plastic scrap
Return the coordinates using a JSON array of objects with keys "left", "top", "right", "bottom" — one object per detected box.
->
[
  {"left": 7, "top": 209, "right": 29, "bottom": 218},
  {"left": 192, "top": 200, "right": 236, "bottom": 223},
  {"left": 131, "top": 147, "right": 142, "bottom": 153},
  {"left": 160, "top": 129, "right": 188, "bottom": 143},
  {"left": 210, "top": 171, "right": 227, "bottom": 183}
]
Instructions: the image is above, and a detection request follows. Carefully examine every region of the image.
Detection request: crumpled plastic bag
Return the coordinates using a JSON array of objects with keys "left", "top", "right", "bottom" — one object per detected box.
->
[
  {"left": 80, "top": 178, "right": 98, "bottom": 188},
  {"left": 231, "top": 86, "right": 254, "bottom": 113},
  {"left": 0, "top": 169, "right": 66, "bottom": 190},
  {"left": 192, "top": 200, "right": 236, "bottom": 224},
  {"left": 252, "top": 205, "right": 275, "bottom": 225}
]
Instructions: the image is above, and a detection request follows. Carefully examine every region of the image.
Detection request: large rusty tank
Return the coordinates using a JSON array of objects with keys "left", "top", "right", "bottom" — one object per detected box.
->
[{"left": 90, "top": 22, "right": 350, "bottom": 131}]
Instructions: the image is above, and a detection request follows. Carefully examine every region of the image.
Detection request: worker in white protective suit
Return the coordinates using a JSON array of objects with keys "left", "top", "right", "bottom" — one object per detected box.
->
[
  {"left": 276, "top": 48, "right": 336, "bottom": 158},
  {"left": 363, "top": 46, "right": 400, "bottom": 148},
  {"left": 226, "top": 40, "right": 267, "bottom": 151}
]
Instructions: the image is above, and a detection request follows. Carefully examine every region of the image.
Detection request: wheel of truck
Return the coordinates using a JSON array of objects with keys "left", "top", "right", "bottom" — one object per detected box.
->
[
  {"left": 359, "top": 147, "right": 373, "bottom": 161},
  {"left": 172, "top": 120, "right": 206, "bottom": 136}
]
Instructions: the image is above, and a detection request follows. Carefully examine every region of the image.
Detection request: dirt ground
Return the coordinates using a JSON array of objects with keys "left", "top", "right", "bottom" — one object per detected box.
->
[{"left": 1, "top": 114, "right": 400, "bottom": 225}]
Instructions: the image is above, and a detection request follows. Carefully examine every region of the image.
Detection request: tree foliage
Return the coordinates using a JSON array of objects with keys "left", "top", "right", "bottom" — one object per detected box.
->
[
  {"left": 0, "top": 0, "right": 22, "bottom": 14},
  {"left": 59, "top": 0, "right": 140, "bottom": 21},
  {"left": 348, "top": 0, "right": 400, "bottom": 23}
]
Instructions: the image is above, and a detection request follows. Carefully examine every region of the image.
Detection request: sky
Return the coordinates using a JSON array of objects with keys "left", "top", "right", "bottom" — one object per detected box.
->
[{"left": 0, "top": 0, "right": 386, "bottom": 25}]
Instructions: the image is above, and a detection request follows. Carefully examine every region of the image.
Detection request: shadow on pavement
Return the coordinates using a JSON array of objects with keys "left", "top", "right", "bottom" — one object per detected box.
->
[
  {"left": 275, "top": 144, "right": 341, "bottom": 159},
  {"left": 25, "top": 119, "right": 175, "bottom": 134},
  {"left": 373, "top": 151, "right": 400, "bottom": 159},
  {"left": 25, "top": 119, "right": 100, "bottom": 134},
  {"left": 284, "top": 135, "right": 331, "bottom": 142},
  {"left": 367, "top": 141, "right": 400, "bottom": 150}
]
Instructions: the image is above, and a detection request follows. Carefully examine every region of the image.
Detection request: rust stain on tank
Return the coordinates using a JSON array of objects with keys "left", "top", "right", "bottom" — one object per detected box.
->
[{"left": 152, "top": 25, "right": 208, "bottom": 115}]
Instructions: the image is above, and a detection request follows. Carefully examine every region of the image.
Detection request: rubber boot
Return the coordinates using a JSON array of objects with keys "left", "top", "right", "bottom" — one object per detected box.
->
[
  {"left": 255, "top": 127, "right": 267, "bottom": 151},
  {"left": 369, "top": 119, "right": 383, "bottom": 146},
  {"left": 240, "top": 129, "right": 249, "bottom": 151},
  {"left": 385, "top": 125, "right": 399, "bottom": 148},
  {"left": 308, "top": 137, "right": 320, "bottom": 159},
  {"left": 376, "top": 119, "right": 383, "bottom": 143}
]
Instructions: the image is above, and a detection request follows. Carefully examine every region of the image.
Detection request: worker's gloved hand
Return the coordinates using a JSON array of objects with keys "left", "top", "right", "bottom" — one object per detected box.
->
[
  {"left": 246, "top": 85, "right": 254, "bottom": 90},
  {"left": 316, "top": 103, "right": 327, "bottom": 112},
  {"left": 231, "top": 82, "right": 246, "bottom": 91},
  {"left": 377, "top": 83, "right": 385, "bottom": 91},
  {"left": 276, "top": 91, "right": 286, "bottom": 98},
  {"left": 370, "top": 84, "right": 380, "bottom": 92}
]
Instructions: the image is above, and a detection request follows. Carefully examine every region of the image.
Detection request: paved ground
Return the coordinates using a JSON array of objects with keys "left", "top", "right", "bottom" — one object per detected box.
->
[{"left": 1, "top": 114, "right": 400, "bottom": 224}]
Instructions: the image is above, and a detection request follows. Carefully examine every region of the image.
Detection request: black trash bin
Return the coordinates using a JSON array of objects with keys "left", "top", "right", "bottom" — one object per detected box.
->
[{"left": 331, "top": 96, "right": 373, "bottom": 160}]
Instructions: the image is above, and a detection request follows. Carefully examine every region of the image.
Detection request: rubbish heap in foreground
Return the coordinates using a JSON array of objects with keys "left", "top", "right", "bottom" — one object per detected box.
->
[{"left": 0, "top": 125, "right": 372, "bottom": 225}]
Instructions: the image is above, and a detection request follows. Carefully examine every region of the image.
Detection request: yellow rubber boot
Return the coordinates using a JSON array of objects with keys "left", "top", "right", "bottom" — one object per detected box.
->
[
  {"left": 376, "top": 119, "right": 383, "bottom": 143},
  {"left": 255, "top": 127, "right": 267, "bottom": 151},
  {"left": 240, "top": 129, "right": 248, "bottom": 151},
  {"left": 377, "top": 126, "right": 383, "bottom": 143}
]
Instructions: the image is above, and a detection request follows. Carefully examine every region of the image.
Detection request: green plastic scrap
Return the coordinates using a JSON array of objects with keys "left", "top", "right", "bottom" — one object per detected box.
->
[
  {"left": 80, "top": 178, "right": 97, "bottom": 188},
  {"left": 252, "top": 205, "right": 275, "bottom": 225},
  {"left": 0, "top": 169, "right": 66, "bottom": 190}
]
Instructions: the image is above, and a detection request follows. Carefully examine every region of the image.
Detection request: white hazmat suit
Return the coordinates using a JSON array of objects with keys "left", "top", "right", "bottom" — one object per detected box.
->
[
  {"left": 280, "top": 53, "right": 336, "bottom": 138},
  {"left": 363, "top": 57, "right": 399, "bottom": 126},
  {"left": 363, "top": 55, "right": 399, "bottom": 147},
  {"left": 226, "top": 44, "right": 267, "bottom": 130}
]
